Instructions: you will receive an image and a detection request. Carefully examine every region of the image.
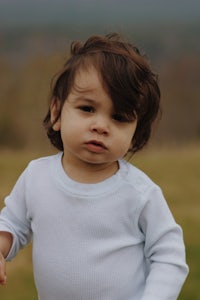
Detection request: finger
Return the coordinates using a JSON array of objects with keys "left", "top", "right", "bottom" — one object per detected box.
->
[
  {"left": 0, "top": 258, "right": 7, "bottom": 285},
  {"left": 0, "top": 275, "right": 7, "bottom": 285}
]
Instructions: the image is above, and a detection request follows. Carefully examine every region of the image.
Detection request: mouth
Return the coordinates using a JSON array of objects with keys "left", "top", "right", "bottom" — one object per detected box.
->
[{"left": 85, "top": 140, "right": 107, "bottom": 153}]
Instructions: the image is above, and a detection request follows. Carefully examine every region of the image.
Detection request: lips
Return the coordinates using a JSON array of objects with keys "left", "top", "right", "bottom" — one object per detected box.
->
[{"left": 85, "top": 140, "right": 107, "bottom": 153}]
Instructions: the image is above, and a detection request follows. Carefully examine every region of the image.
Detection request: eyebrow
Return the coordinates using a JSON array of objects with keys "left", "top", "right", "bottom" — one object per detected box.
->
[
  {"left": 73, "top": 84, "right": 96, "bottom": 94},
  {"left": 77, "top": 98, "right": 98, "bottom": 106},
  {"left": 69, "top": 93, "right": 96, "bottom": 105},
  {"left": 70, "top": 86, "right": 98, "bottom": 104}
]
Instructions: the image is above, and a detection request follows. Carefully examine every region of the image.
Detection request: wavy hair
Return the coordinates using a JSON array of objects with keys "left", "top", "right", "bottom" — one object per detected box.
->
[{"left": 43, "top": 33, "right": 161, "bottom": 154}]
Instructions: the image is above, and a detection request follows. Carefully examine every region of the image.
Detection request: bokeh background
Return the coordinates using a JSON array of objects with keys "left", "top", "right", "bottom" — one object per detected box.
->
[
  {"left": 0, "top": 0, "right": 200, "bottom": 299},
  {"left": 0, "top": 0, "right": 200, "bottom": 150}
]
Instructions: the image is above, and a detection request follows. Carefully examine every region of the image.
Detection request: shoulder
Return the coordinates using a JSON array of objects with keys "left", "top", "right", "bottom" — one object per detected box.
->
[
  {"left": 14, "top": 153, "right": 63, "bottom": 194},
  {"left": 118, "top": 159, "right": 170, "bottom": 219},
  {"left": 27, "top": 152, "right": 62, "bottom": 171},
  {"left": 20, "top": 152, "right": 62, "bottom": 183},
  {"left": 119, "top": 159, "right": 159, "bottom": 194}
]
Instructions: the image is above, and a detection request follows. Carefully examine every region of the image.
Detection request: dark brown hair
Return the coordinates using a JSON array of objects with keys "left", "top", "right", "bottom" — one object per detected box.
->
[{"left": 43, "top": 33, "right": 161, "bottom": 154}]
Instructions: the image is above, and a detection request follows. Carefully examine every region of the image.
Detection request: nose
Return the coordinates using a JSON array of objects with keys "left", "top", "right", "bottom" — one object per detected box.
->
[{"left": 90, "top": 116, "right": 109, "bottom": 135}]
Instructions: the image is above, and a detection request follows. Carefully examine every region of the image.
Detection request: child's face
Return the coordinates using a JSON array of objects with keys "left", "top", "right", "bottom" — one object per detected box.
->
[{"left": 51, "top": 66, "right": 137, "bottom": 174}]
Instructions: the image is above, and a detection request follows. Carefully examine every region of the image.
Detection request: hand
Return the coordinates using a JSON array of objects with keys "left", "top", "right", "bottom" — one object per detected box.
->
[{"left": 0, "top": 252, "right": 7, "bottom": 285}]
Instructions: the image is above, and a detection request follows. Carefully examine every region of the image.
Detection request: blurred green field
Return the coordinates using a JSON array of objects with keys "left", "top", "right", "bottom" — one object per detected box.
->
[{"left": 0, "top": 145, "right": 199, "bottom": 299}]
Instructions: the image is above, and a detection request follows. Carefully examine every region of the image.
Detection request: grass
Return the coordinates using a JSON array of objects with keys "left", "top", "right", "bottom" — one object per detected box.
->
[
  {"left": 132, "top": 144, "right": 200, "bottom": 300},
  {"left": 0, "top": 144, "right": 200, "bottom": 299}
]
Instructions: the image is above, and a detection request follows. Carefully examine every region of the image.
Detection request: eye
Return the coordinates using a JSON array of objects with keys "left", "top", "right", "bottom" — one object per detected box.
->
[
  {"left": 112, "top": 113, "right": 128, "bottom": 122},
  {"left": 112, "top": 112, "right": 137, "bottom": 123},
  {"left": 79, "top": 105, "right": 94, "bottom": 113}
]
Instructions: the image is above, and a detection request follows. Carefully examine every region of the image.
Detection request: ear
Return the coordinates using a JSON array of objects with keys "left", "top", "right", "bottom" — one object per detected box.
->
[{"left": 50, "top": 98, "right": 61, "bottom": 131}]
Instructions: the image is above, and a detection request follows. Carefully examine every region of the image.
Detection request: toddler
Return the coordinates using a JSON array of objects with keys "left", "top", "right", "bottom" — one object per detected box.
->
[{"left": 0, "top": 33, "right": 188, "bottom": 300}]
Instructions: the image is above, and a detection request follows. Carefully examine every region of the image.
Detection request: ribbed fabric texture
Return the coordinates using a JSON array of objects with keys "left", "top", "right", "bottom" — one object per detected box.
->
[{"left": 0, "top": 153, "right": 188, "bottom": 300}]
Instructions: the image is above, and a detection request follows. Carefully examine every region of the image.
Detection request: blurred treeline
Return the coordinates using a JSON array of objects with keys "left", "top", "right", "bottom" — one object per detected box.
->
[{"left": 0, "top": 24, "right": 200, "bottom": 150}]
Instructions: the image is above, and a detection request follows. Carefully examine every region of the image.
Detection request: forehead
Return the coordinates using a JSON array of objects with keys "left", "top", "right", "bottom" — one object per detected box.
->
[
  {"left": 68, "top": 66, "right": 115, "bottom": 110},
  {"left": 73, "top": 66, "right": 103, "bottom": 92},
  {"left": 68, "top": 61, "right": 137, "bottom": 120}
]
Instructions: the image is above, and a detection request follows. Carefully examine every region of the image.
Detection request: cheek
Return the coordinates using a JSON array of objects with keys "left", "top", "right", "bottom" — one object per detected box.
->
[
  {"left": 122, "top": 124, "right": 137, "bottom": 152},
  {"left": 60, "top": 116, "right": 83, "bottom": 140},
  {"left": 113, "top": 133, "right": 134, "bottom": 157}
]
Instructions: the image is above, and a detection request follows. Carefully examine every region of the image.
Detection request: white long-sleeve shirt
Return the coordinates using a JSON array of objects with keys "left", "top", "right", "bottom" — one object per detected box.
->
[{"left": 0, "top": 153, "right": 188, "bottom": 300}]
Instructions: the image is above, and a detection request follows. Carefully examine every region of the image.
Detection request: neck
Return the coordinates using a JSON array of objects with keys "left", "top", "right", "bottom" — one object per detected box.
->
[{"left": 61, "top": 154, "right": 119, "bottom": 183}]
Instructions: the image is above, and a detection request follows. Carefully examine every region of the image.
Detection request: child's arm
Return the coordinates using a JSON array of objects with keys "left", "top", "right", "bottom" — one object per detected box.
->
[
  {"left": 0, "top": 166, "right": 33, "bottom": 285},
  {"left": 139, "top": 187, "right": 189, "bottom": 300},
  {"left": 0, "top": 231, "right": 13, "bottom": 285}
]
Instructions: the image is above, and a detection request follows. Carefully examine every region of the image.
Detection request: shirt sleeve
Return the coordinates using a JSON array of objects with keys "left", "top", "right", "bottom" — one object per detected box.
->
[
  {"left": 139, "top": 186, "right": 189, "bottom": 300},
  {"left": 0, "top": 168, "right": 32, "bottom": 261}
]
